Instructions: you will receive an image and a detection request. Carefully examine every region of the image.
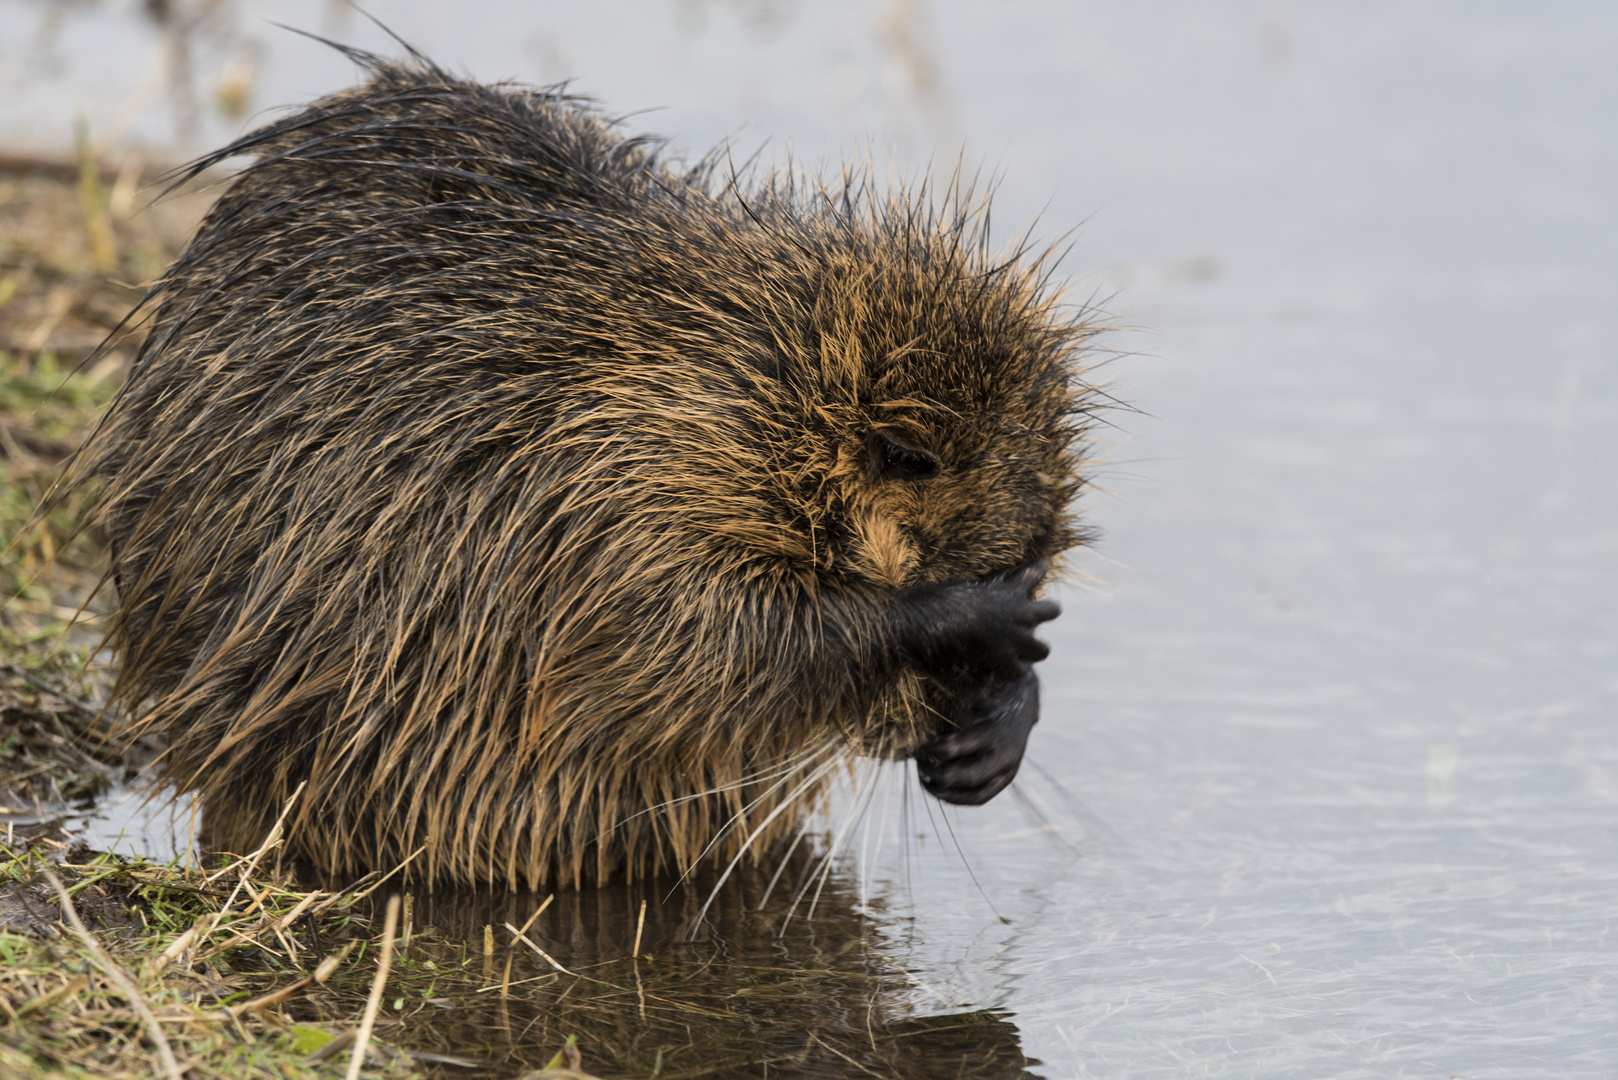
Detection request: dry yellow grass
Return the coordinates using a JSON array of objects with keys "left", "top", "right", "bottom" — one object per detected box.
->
[{"left": 0, "top": 815, "right": 435, "bottom": 1078}]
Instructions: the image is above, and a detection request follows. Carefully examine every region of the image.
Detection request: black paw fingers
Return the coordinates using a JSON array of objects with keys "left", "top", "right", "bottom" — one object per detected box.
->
[
  {"left": 969, "top": 562, "right": 1061, "bottom": 676},
  {"left": 914, "top": 671, "right": 1039, "bottom": 806},
  {"left": 897, "top": 559, "right": 1061, "bottom": 681}
]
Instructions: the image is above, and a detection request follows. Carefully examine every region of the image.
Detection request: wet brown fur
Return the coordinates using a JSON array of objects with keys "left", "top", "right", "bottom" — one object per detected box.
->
[{"left": 76, "top": 56, "right": 1101, "bottom": 888}]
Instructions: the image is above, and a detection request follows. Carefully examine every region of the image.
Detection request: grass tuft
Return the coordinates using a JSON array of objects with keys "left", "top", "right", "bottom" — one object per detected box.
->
[{"left": 0, "top": 832, "right": 425, "bottom": 1078}]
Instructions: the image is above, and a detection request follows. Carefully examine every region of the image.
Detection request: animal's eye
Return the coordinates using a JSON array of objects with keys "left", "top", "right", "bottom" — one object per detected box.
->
[{"left": 865, "top": 428, "right": 943, "bottom": 482}]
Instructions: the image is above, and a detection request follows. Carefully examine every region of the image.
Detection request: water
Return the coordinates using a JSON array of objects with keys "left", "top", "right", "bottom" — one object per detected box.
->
[{"left": 8, "top": 1, "right": 1618, "bottom": 1076}]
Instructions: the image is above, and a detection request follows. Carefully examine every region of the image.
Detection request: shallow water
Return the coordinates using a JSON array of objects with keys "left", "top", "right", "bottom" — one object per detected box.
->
[
  {"left": 362, "top": 863, "right": 1046, "bottom": 1079},
  {"left": 9, "top": 1, "right": 1618, "bottom": 1076}
]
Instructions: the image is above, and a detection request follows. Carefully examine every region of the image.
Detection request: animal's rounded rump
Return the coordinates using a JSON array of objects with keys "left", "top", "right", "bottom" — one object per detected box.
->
[{"left": 83, "top": 55, "right": 1100, "bottom": 888}]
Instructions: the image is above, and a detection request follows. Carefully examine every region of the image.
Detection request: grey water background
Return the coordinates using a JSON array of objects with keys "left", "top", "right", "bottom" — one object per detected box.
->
[{"left": 6, "top": 1, "right": 1618, "bottom": 1076}]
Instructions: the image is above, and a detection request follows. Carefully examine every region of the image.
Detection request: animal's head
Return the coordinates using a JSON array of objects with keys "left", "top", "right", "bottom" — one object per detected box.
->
[
  {"left": 764, "top": 201, "right": 1101, "bottom": 588},
  {"left": 626, "top": 179, "right": 1100, "bottom": 590}
]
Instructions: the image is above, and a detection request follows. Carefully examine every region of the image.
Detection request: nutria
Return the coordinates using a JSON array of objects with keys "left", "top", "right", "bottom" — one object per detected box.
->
[{"left": 78, "top": 52, "right": 1101, "bottom": 889}]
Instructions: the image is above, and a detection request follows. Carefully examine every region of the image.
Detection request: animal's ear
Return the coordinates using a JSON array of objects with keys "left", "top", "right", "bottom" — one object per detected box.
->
[{"left": 865, "top": 427, "right": 943, "bottom": 482}]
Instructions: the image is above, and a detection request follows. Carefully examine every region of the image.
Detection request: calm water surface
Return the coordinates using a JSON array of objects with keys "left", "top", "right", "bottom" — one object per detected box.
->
[{"left": 6, "top": 2, "right": 1617, "bottom": 1076}]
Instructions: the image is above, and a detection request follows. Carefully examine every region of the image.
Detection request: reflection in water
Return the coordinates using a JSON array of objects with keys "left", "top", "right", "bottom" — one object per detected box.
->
[
  {"left": 350, "top": 854, "right": 1041, "bottom": 1079},
  {"left": 58, "top": 770, "right": 1059, "bottom": 1076}
]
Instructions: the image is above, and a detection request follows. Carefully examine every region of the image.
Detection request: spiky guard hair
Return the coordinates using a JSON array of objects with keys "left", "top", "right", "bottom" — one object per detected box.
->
[{"left": 81, "top": 55, "right": 1101, "bottom": 887}]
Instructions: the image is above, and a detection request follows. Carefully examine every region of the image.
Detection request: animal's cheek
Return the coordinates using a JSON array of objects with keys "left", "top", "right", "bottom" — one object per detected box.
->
[{"left": 849, "top": 510, "right": 920, "bottom": 588}]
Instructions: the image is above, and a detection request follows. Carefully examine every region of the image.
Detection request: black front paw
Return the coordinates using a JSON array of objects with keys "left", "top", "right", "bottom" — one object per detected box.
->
[
  {"left": 914, "top": 668, "right": 1039, "bottom": 805},
  {"left": 899, "top": 560, "right": 1060, "bottom": 680}
]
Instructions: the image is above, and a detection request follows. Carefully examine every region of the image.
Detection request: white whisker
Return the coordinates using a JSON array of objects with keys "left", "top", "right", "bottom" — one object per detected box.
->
[
  {"left": 599, "top": 739, "right": 841, "bottom": 849},
  {"left": 1022, "top": 757, "right": 1110, "bottom": 840},
  {"left": 687, "top": 753, "right": 846, "bottom": 936},
  {"left": 900, "top": 768, "right": 918, "bottom": 945},
  {"left": 811, "top": 761, "right": 884, "bottom": 922},
  {"left": 669, "top": 743, "right": 845, "bottom": 898},
  {"left": 858, "top": 762, "right": 895, "bottom": 913},
  {"left": 757, "top": 818, "right": 813, "bottom": 910},
  {"left": 784, "top": 756, "right": 880, "bottom": 929},
  {"left": 938, "top": 798, "right": 1005, "bottom": 924},
  {"left": 1007, "top": 778, "right": 1082, "bottom": 855}
]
